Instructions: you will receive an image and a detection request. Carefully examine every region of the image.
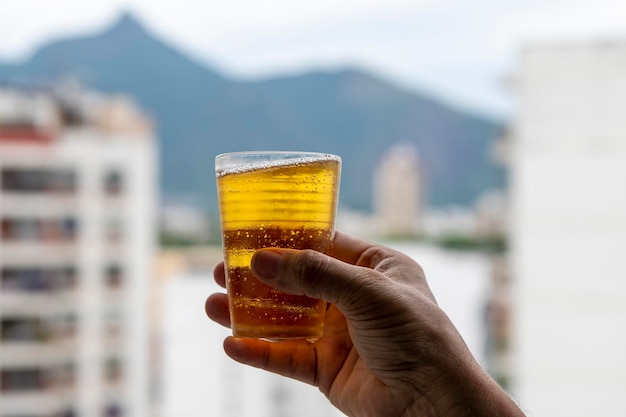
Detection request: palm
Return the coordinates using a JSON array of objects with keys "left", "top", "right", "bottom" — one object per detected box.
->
[
  {"left": 313, "top": 304, "right": 405, "bottom": 416},
  {"left": 209, "top": 293, "right": 414, "bottom": 417},
  {"left": 206, "top": 241, "right": 433, "bottom": 417}
]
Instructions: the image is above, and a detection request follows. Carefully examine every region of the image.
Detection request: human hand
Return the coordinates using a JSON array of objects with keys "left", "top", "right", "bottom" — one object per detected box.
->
[{"left": 205, "top": 232, "right": 524, "bottom": 417}]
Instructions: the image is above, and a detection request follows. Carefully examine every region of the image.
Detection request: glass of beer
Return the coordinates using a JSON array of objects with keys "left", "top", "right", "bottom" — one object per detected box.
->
[{"left": 215, "top": 151, "right": 341, "bottom": 340}]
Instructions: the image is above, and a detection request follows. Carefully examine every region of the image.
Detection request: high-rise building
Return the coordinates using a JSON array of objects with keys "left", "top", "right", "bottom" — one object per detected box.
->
[
  {"left": 509, "top": 41, "right": 626, "bottom": 417},
  {"left": 0, "top": 85, "right": 156, "bottom": 417},
  {"left": 373, "top": 143, "right": 422, "bottom": 236}
]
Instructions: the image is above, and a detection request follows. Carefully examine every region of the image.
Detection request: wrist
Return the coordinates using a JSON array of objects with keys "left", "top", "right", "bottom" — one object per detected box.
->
[
  {"left": 402, "top": 330, "right": 524, "bottom": 417},
  {"left": 430, "top": 355, "right": 524, "bottom": 417}
]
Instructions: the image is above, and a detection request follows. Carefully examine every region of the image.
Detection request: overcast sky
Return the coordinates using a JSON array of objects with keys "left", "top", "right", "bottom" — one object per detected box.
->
[{"left": 2, "top": 0, "right": 626, "bottom": 117}]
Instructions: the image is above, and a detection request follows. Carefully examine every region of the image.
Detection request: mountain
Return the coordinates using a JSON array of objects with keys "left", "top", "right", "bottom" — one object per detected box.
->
[{"left": 0, "top": 12, "right": 505, "bottom": 212}]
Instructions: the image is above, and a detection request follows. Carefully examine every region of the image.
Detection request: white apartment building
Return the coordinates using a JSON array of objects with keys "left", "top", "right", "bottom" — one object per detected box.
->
[
  {"left": 0, "top": 85, "right": 156, "bottom": 417},
  {"left": 509, "top": 41, "right": 626, "bottom": 416},
  {"left": 373, "top": 142, "right": 422, "bottom": 236}
]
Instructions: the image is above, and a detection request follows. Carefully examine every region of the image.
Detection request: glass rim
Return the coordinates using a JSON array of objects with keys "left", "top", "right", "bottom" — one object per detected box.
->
[
  {"left": 215, "top": 150, "right": 340, "bottom": 160},
  {"left": 215, "top": 151, "right": 341, "bottom": 173}
]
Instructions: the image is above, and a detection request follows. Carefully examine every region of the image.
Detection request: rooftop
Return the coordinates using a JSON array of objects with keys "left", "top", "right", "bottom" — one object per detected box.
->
[{"left": 0, "top": 82, "right": 153, "bottom": 144}]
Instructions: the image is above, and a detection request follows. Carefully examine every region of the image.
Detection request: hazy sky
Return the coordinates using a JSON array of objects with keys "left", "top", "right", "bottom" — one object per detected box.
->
[{"left": 2, "top": 0, "right": 626, "bottom": 117}]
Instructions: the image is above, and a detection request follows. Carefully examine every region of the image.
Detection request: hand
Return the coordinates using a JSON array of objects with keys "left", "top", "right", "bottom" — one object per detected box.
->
[{"left": 205, "top": 232, "right": 525, "bottom": 417}]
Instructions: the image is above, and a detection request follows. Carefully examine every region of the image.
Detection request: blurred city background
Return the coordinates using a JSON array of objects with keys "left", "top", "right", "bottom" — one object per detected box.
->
[{"left": 1, "top": 1, "right": 625, "bottom": 417}]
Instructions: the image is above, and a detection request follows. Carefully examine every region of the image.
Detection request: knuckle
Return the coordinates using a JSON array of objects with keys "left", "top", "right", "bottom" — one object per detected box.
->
[{"left": 356, "top": 245, "right": 391, "bottom": 269}]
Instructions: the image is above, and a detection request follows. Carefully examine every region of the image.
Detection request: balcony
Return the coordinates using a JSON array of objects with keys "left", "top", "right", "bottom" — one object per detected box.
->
[
  {"left": 0, "top": 127, "right": 54, "bottom": 145},
  {"left": 1, "top": 192, "right": 79, "bottom": 217},
  {"left": 0, "top": 292, "right": 78, "bottom": 317},
  {"left": 0, "top": 367, "right": 77, "bottom": 416},
  {"left": 1, "top": 266, "right": 77, "bottom": 290},
  {"left": 1, "top": 317, "right": 78, "bottom": 365},
  {"left": 0, "top": 267, "right": 78, "bottom": 315},
  {"left": 0, "top": 217, "right": 79, "bottom": 264},
  {"left": 0, "top": 340, "right": 78, "bottom": 367},
  {"left": 0, "top": 390, "right": 74, "bottom": 415},
  {"left": 0, "top": 241, "right": 79, "bottom": 263},
  {"left": 1, "top": 217, "right": 78, "bottom": 242}
]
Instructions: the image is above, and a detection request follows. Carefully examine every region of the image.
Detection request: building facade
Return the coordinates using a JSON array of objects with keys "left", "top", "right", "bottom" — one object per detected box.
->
[
  {"left": 509, "top": 41, "right": 626, "bottom": 416},
  {"left": 373, "top": 143, "right": 422, "bottom": 236},
  {"left": 0, "top": 85, "right": 156, "bottom": 417}
]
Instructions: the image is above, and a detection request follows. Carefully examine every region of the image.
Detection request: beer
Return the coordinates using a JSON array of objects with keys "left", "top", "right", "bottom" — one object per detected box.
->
[{"left": 216, "top": 152, "right": 341, "bottom": 339}]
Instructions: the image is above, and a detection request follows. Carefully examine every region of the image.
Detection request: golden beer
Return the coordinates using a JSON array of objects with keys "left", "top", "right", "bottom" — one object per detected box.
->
[{"left": 216, "top": 152, "right": 341, "bottom": 339}]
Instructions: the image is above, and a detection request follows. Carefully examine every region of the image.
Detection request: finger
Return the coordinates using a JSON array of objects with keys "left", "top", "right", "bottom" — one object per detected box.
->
[
  {"left": 205, "top": 293, "right": 231, "bottom": 328},
  {"left": 330, "top": 231, "right": 381, "bottom": 266},
  {"left": 332, "top": 231, "right": 418, "bottom": 272},
  {"left": 213, "top": 261, "right": 226, "bottom": 288},
  {"left": 333, "top": 231, "right": 431, "bottom": 293},
  {"left": 250, "top": 248, "right": 385, "bottom": 312},
  {"left": 223, "top": 336, "right": 318, "bottom": 386}
]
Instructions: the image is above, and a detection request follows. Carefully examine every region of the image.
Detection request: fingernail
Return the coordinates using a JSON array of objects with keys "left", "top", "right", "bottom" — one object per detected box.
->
[{"left": 252, "top": 250, "right": 283, "bottom": 279}]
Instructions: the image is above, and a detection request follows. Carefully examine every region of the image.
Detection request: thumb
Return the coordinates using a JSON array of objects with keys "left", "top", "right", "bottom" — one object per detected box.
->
[{"left": 250, "top": 248, "right": 382, "bottom": 313}]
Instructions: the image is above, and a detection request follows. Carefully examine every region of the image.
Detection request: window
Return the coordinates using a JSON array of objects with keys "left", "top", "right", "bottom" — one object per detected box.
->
[
  {"left": 49, "top": 170, "right": 77, "bottom": 193},
  {"left": 104, "top": 264, "right": 123, "bottom": 289},
  {"left": 0, "top": 368, "right": 47, "bottom": 392},
  {"left": 1, "top": 268, "right": 47, "bottom": 291},
  {"left": 49, "top": 313, "right": 78, "bottom": 339},
  {"left": 1, "top": 218, "right": 38, "bottom": 240},
  {"left": 52, "top": 266, "right": 78, "bottom": 291},
  {"left": 0, "top": 218, "right": 78, "bottom": 242},
  {"left": 103, "top": 170, "right": 123, "bottom": 195},
  {"left": 104, "top": 403, "right": 123, "bottom": 417},
  {"left": 104, "top": 218, "right": 123, "bottom": 243},
  {"left": 103, "top": 309, "right": 123, "bottom": 339},
  {"left": 52, "top": 409, "right": 77, "bottom": 417},
  {"left": 60, "top": 218, "right": 78, "bottom": 241},
  {"left": 0, "top": 364, "right": 76, "bottom": 392},
  {"left": 1, "top": 168, "right": 76, "bottom": 193},
  {"left": 1, "top": 317, "right": 45, "bottom": 342},
  {"left": 1, "top": 266, "right": 77, "bottom": 292},
  {"left": 50, "top": 362, "right": 76, "bottom": 388},
  {"left": 103, "top": 356, "right": 123, "bottom": 383}
]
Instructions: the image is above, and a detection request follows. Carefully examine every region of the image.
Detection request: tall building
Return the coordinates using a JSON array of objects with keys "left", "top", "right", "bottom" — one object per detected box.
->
[
  {"left": 509, "top": 41, "right": 626, "bottom": 416},
  {"left": 0, "top": 85, "right": 156, "bottom": 417},
  {"left": 373, "top": 143, "right": 422, "bottom": 236}
]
